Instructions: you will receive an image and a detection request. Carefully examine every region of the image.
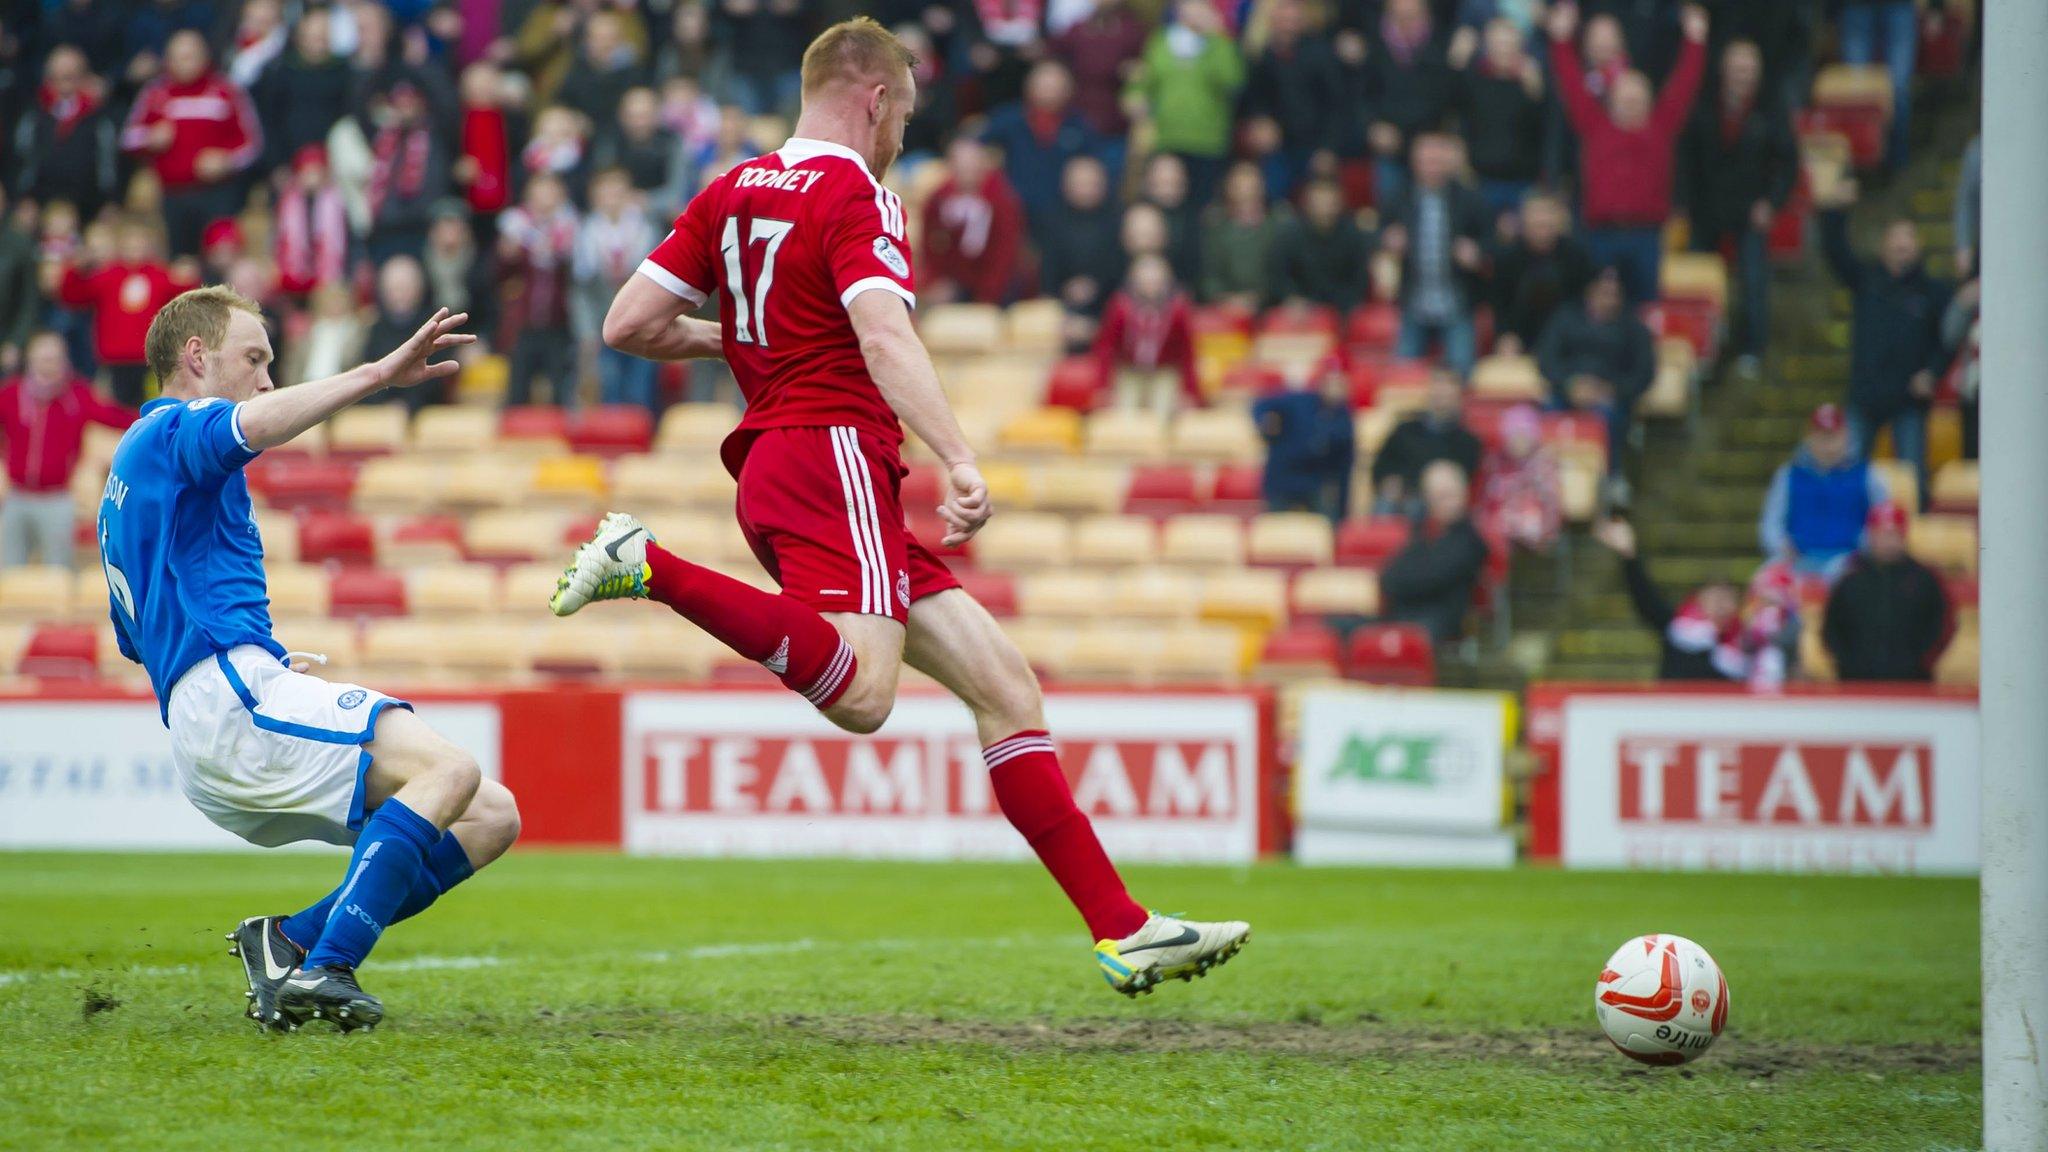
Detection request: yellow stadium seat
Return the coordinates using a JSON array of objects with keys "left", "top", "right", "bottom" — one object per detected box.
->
[
  {"left": 280, "top": 420, "right": 330, "bottom": 456},
  {"left": 528, "top": 613, "right": 623, "bottom": 676},
  {"left": 997, "top": 406, "right": 1082, "bottom": 454},
  {"left": 1059, "top": 626, "right": 1161, "bottom": 684},
  {"left": 328, "top": 405, "right": 409, "bottom": 454},
  {"left": 1469, "top": 355, "right": 1546, "bottom": 403},
  {"left": 1170, "top": 409, "right": 1262, "bottom": 462},
  {"left": 1004, "top": 298, "right": 1066, "bottom": 352},
  {"left": 407, "top": 565, "right": 504, "bottom": 617},
  {"left": 1814, "top": 62, "right": 1895, "bottom": 118},
  {"left": 1935, "top": 626, "right": 1979, "bottom": 686},
  {"left": 1560, "top": 451, "right": 1603, "bottom": 523},
  {"left": 637, "top": 510, "right": 725, "bottom": 556},
  {"left": 465, "top": 509, "right": 571, "bottom": 562},
  {"left": 611, "top": 454, "right": 693, "bottom": 508},
  {"left": 68, "top": 569, "right": 103, "bottom": 620},
  {"left": 271, "top": 617, "right": 360, "bottom": 674},
  {"left": 1251, "top": 331, "right": 1334, "bottom": 371},
  {"left": 1110, "top": 568, "right": 1200, "bottom": 620},
  {"left": 979, "top": 460, "right": 1032, "bottom": 507},
  {"left": 0, "top": 621, "right": 24, "bottom": 672},
  {"left": 358, "top": 619, "right": 447, "bottom": 678},
  {"left": 1800, "top": 618, "right": 1836, "bottom": 681},
  {"left": 971, "top": 512, "right": 1072, "bottom": 570},
  {"left": 1908, "top": 514, "right": 1977, "bottom": 573},
  {"left": 615, "top": 615, "right": 723, "bottom": 678},
  {"left": 656, "top": 403, "right": 742, "bottom": 454},
  {"left": 1294, "top": 567, "right": 1380, "bottom": 616},
  {"left": 945, "top": 354, "right": 1053, "bottom": 417},
  {"left": 1085, "top": 409, "right": 1170, "bottom": 459},
  {"left": 1354, "top": 409, "right": 1397, "bottom": 456},
  {"left": 499, "top": 562, "right": 569, "bottom": 611},
  {"left": 353, "top": 456, "right": 446, "bottom": 514},
  {"left": 437, "top": 621, "right": 533, "bottom": 680},
  {"left": 1017, "top": 571, "right": 1112, "bottom": 618},
  {"left": 1072, "top": 514, "right": 1158, "bottom": 567},
  {"left": 531, "top": 455, "right": 609, "bottom": 507},
  {"left": 1640, "top": 359, "right": 1693, "bottom": 420},
  {"left": 1199, "top": 568, "right": 1288, "bottom": 631},
  {"left": 411, "top": 407, "right": 497, "bottom": 455},
  {"left": 1002, "top": 617, "right": 1074, "bottom": 675},
  {"left": 1156, "top": 624, "right": 1248, "bottom": 684},
  {"left": 264, "top": 563, "right": 331, "bottom": 617},
  {"left": 456, "top": 354, "right": 510, "bottom": 404},
  {"left": 1248, "top": 512, "right": 1334, "bottom": 566},
  {"left": 1869, "top": 458, "right": 1918, "bottom": 513},
  {"left": 921, "top": 303, "right": 1005, "bottom": 356},
  {"left": 1931, "top": 461, "right": 1979, "bottom": 510},
  {"left": 1032, "top": 462, "right": 1127, "bottom": 513},
  {"left": 441, "top": 453, "right": 534, "bottom": 509},
  {"left": 253, "top": 509, "right": 300, "bottom": 564},
  {"left": 2, "top": 566, "right": 78, "bottom": 621},
  {"left": 1375, "top": 382, "right": 1432, "bottom": 419},
  {"left": 1160, "top": 514, "right": 1245, "bottom": 568},
  {"left": 1660, "top": 252, "right": 1727, "bottom": 310}
]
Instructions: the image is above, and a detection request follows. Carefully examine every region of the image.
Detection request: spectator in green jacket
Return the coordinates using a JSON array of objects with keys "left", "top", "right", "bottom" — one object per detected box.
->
[
  {"left": 1201, "top": 161, "right": 1281, "bottom": 308},
  {"left": 1124, "top": 0, "right": 1245, "bottom": 210}
]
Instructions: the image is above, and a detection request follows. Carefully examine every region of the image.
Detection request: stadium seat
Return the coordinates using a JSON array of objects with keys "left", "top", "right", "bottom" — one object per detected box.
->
[
  {"left": 950, "top": 568, "right": 1016, "bottom": 616},
  {"left": 411, "top": 406, "right": 498, "bottom": 455},
  {"left": 1469, "top": 355, "right": 1546, "bottom": 403},
  {"left": 979, "top": 460, "right": 1032, "bottom": 507},
  {"left": 1044, "top": 357, "right": 1108, "bottom": 412},
  {"left": 455, "top": 353, "right": 510, "bottom": 404},
  {"left": 1000, "top": 617, "right": 1073, "bottom": 678},
  {"left": 531, "top": 455, "right": 610, "bottom": 507},
  {"left": 500, "top": 406, "right": 572, "bottom": 455},
  {"left": 945, "top": 354, "right": 1054, "bottom": 417},
  {"left": 921, "top": 303, "right": 1004, "bottom": 356},
  {"left": 1867, "top": 458, "right": 1919, "bottom": 513},
  {"left": 1936, "top": 625, "right": 1979, "bottom": 686},
  {"left": 1639, "top": 300, "right": 1719, "bottom": 362},
  {"left": 996, "top": 406, "right": 1082, "bottom": 454},
  {"left": 635, "top": 510, "right": 723, "bottom": 555},
  {"left": 1059, "top": 626, "right": 1161, "bottom": 684},
  {"left": 1072, "top": 514, "right": 1158, "bottom": 568},
  {"left": 1155, "top": 624, "right": 1247, "bottom": 684},
  {"left": 1345, "top": 302, "right": 1401, "bottom": 352},
  {"left": 298, "top": 510, "right": 377, "bottom": 567},
  {"left": 408, "top": 565, "right": 504, "bottom": 617},
  {"left": 466, "top": 508, "right": 572, "bottom": 562},
  {"left": 442, "top": 453, "right": 535, "bottom": 509},
  {"left": 1210, "top": 464, "right": 1266, "bottom": 516},
  {"left": 1004, "top": 298, "right": 1065, "bottom": 352},
  {"left": 1169, "top": 409, "right": 1262, "bottom": 462},
  {"left": 500, "top": 561, "right": 572, "bottom": 612},
  {"left": 245, "top": 456, "right": 358, "bottom": 511},
  {"left": 1931, "top": 461, "right": 1979, "bottom": 513},
  {"left": 1248, "top": 512, "right": 1335, "bottom": 567},
  {"left": 18, "top": 623, "right": 97, "bottom": 678},
  {"left": 1354, "top": 408, "right": 1397, "bottom": 456},
  {"left": 1198, "top": 568, "right": 1288, "bottom": 631},
  {"left": 1110, "top": 567, "right": 1201, "bottom": 620},
  {"left": 271, "top": 617, "right": 361, "bottom": 673},
  {"left": 1909, "top": 514, "right": 1978, "bottom": 573},
  {"left": 1660, "top": 252, "right": 1728, "bottom": 311},
  {"left": 1256, "top": 623, "right": 1342, "bottom": 683},
  {"left": 1293, "top": 566, "right": 1381, "bottom": 617},
  {"left": 568, "top": 406, "right": 655, "bottom": 456},
  {"left": 1160, "top": 514, "right": 1246, "bottom": 568},
  {"left": 1018, "top": 570, "right": 1112, "bottom": 618},
  {"left": 611, "top": 454, "right": 706, "bottom": 509},
  {"left": 357, "top": 618, "right": 447, "bottom": 680},
  {"left": 656, "top": 403, "right": 743, "bottom": 454},
  {"left": 1084, "top": 409, "right": 1170, "bottom": 459},
  {"left": 970, "top": 512, "right": 1071, "bottom": 569},
  {"left": 1343, "top": 623, "right": 1436, "bottom": 686},
  {"left": 0, "top": 565, "right": 72, "bottom": 620},
  {"left": 68, "top": 569, "right": 105, "bottom": 621},
  {"left": 265, "top": 563, "right": 332, "bottom": 617},
  {"left": 1814, "top": 62, "right": 1895, "bottom": 119},
  {"left": 1639, "top": 339, "right": 1696, "bottom": 419},
  {"left": 1335, "top": 517, "right": 1411, "bottom": 568},
  {"left": 329, "top": 569, "right": 407, "bottom": 618},
  {"left": 1123, "top": 464, "right": 1201, "bottom": 516},
  {"left": 253, "top": 509, "right": 301, "bottom": 564},
  {"left": 1560, "top": 452, "right": 1603, "bottom": 523},
  {"left": 437, "top": 621, "right": 533, "bottom": 680},
  {"left": 380, "top": 515, "right": 465, "bottom": 567},
  {"left": 1033, "top": 461, "right": 1128, "bottom": 514},
  {"left": 352, "top": 456, "right": 445, "bottom": 515},
  {"left": 327, "top": 405, "right": 409, "bottom": 455},
  {"left": 610, "top": 612, "right": 727, "bottom": 678}
]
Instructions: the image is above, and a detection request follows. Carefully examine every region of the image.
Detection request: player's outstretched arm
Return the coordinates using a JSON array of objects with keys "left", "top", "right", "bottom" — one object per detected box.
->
[
  {"left": 848, "top": 292, "right": 990, "bottom": 547},
  {"left": 602, "top": 274, "right": 726, "bottom": 362},
  {"left": 238, "top": 308, "right": 475, "bottom": 451}
]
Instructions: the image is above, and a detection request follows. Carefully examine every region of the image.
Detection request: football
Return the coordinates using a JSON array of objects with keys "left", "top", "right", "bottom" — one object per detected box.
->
[{"left": 1594, "top": 934, "right": 1729, "bottom": 1065}]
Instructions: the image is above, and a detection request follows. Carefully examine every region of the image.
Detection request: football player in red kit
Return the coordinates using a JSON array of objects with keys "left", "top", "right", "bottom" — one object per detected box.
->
[{"left": 552, "top": 16, "right": 1248, "bottom": 995}]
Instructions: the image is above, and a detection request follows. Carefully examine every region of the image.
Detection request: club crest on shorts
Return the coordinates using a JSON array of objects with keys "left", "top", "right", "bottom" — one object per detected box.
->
[
  {"left": 873, "top": 235, "right": 909, "bottom": 278},
  {"left": 337, "top": 689, "right": 368, "bottom": 710},
  {"left": 897, "top": 570, "right": 911, "bottom": 609}
]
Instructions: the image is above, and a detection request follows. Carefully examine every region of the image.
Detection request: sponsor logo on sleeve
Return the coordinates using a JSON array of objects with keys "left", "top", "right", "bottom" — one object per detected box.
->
[{"left": 873, "top": 235, "right": 909, "bottom": 278}]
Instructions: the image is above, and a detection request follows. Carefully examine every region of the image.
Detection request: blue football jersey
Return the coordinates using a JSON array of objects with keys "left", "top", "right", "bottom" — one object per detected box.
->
[{"left": 98, "top": 396, "right": 284, "bottom": 721}]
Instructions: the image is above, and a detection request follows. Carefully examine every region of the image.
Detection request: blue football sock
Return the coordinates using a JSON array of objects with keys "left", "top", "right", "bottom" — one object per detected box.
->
[
  {"left": 303, "top": 799, "right": 440, "bottom": 971},
  {"left": 280, "top": 832, "right": 478, "bottom": 951}
]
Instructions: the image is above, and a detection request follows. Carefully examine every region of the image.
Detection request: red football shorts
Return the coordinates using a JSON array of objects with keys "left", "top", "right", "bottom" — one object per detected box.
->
[{"left": 734, "top": 426, "right": 960, "bottom": 624}]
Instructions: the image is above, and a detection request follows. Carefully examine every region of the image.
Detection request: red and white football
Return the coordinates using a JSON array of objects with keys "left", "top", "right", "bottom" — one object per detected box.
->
[{"left": 1594, "top": 934, "right": 1729, "bottom": 1065}]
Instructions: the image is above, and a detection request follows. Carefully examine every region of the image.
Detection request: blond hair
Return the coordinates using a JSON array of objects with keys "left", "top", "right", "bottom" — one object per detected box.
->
[
  {"left": 800, "top": 17, "right": 918, "bottom": 96},
  {"left": 145, "top": 285, "right": 263, "bottom": 384}
]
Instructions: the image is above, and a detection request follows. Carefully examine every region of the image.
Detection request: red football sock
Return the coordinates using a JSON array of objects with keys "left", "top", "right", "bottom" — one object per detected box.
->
[
  {"left": 984, "top": 731, "right": 1148, "bottom": 942},
  {"left": 643, "top": 542, "right": 856, "bottom": 708}
]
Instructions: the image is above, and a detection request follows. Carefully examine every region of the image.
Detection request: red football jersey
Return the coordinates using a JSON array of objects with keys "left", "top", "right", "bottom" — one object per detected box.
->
[{"left": 640, "top": 138, "right": 915, "bottom": 474}]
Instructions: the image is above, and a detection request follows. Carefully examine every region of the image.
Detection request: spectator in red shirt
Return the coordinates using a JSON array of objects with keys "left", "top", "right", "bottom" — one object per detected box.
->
[
  {"left": 1049, "top": 0, "right": 1150, "bottom": 137},
  {"left": 1093, "top": 254, "right": 1200, "bottom": 417},
  {"left": 0, "top": 331, "right": 135, "bottom": 569},
  {"left": 920, "top": 137, "right": 1024, "bottom": 307},
  {"left": 118, "top": 30, "right": 263, "bottom": 259},
  {"left": 496, "top": 173, "right": 580, "bottom": 406},
  {"left": 457, "top": 61, "right": 517, "bottom": 219},
  {"left": 1547, "top": 1, "right": 1707, "bottom": 305},
  {"left": 54, "top": 217, "right": 197, "bottom": 405}
]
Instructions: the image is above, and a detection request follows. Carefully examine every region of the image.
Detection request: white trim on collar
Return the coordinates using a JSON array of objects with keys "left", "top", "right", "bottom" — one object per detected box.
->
[{"left": 776, "top": 137, "right": 872, "bottom": 175}]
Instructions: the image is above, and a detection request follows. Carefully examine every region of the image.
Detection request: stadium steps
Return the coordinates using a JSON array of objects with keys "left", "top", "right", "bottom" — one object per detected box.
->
[{"left": 1525, "top": 91, "right": 1976, "bottom": 683}]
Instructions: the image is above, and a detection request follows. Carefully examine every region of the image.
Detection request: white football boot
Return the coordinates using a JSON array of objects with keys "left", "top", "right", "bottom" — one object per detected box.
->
[
  {"left": 1094, "top": 912, "right": 1251, "bottom": 996},
  {"left": 551, "top": 512, "right": 654, "bottom": 616}
]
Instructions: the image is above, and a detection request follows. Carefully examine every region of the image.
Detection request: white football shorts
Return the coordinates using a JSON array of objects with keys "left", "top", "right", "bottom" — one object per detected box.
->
[{"left": 167, "top": 644, "right": 412, "bottom": 847}]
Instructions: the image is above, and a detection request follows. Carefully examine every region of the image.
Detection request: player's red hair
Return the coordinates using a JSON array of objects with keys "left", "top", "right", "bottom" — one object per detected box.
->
[{"left": 800, "top": 17, "right": 918, "bottom": 96}]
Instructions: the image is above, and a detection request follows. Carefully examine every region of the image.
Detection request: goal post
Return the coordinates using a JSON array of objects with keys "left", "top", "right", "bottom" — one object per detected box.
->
[{"left": 1980, "top": 2, "right": 2048, "bottom": 1147}]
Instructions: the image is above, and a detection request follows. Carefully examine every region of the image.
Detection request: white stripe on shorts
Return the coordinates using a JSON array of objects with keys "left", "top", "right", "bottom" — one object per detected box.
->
[{"left": 828, "top": 427, "right": 887, "bottom": 614}]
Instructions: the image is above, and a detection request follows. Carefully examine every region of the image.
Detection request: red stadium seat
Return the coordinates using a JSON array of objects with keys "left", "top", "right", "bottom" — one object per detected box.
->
[
  {"left": 900, "top": 466, "right": 942, "bottom": 511},
  {"left": 244, "top": 457, "right": 358, "bottom": 512},
  {"left": 1190, "top": 301, "right": 1256, "bottom": 338},
  {"left": 952, "top": 568, "right": 1017, "bottom": 616},
  {"left": 1344, "top": 303, "right": 1401, "bottom": 352},
  {"left": 1258, "top": 303, "right": 1338, "bottom": 338},
  {"left": 1343, "top": 623, "right": 1436, "bottom": 686},
  {"left": 1263, "top": 623, "right": 1340, "bottom": 665},
  {"left": 19, "top": 624, "right": 97, "bottom": 679},
  {"left": 1211, "top": 463, "right": 1265, "bottom": 515},
  {"left": 1377, "top": 359, "right": 1435, "bottom": 392},
  {"left": 501, "top": 405, "right": 570, "bottom": 444},
  {"left": 568, "top": 405, "right": 654, "bottom": 456},
  {"left": 1462, "top": 399, "right": 1515, "bottom": 452},
  {"left": 1640, "top": 301, "right": 1719, "bottom": 361},
  {"left": 1919, "top": 8, "right": 1968, "bottom": 78},
  {"left": 1797, "top": 106, "right": 1885, "bottom": 169},
  {"left": 1335, "top": 517, "right": 1411, "bottom": 568},
  {"left": 298, "top": 511, "right": 377, "bottom": 567},
  {"left": 329, "top": 570, "right": 408, "bottom": 619},
  {"left": 385, "top": 515, "right": 465, "bottom": 559},
  {"left": 1123, "top": 464, "right": 1201, "bottom": 517},
  {"left": 1045, "top": 357, "right": 1107, "bottom": 412},
  {"left": 1344, "top": 359, "right": 1380, "bottom": 409},
  {"left": 1221, "top": 361, "right": 1286, "bottom": 398}
]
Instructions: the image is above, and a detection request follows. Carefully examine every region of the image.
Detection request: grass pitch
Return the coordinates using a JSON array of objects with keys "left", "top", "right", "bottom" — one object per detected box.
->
[{"left": 0, "top": 853, "right": 1978, "bottom": 1151}]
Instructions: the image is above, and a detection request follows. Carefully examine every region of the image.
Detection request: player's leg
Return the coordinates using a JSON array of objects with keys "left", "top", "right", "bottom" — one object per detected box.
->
[{"left": 902, "top": 587, "right": 1250, "bottom": 994}]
